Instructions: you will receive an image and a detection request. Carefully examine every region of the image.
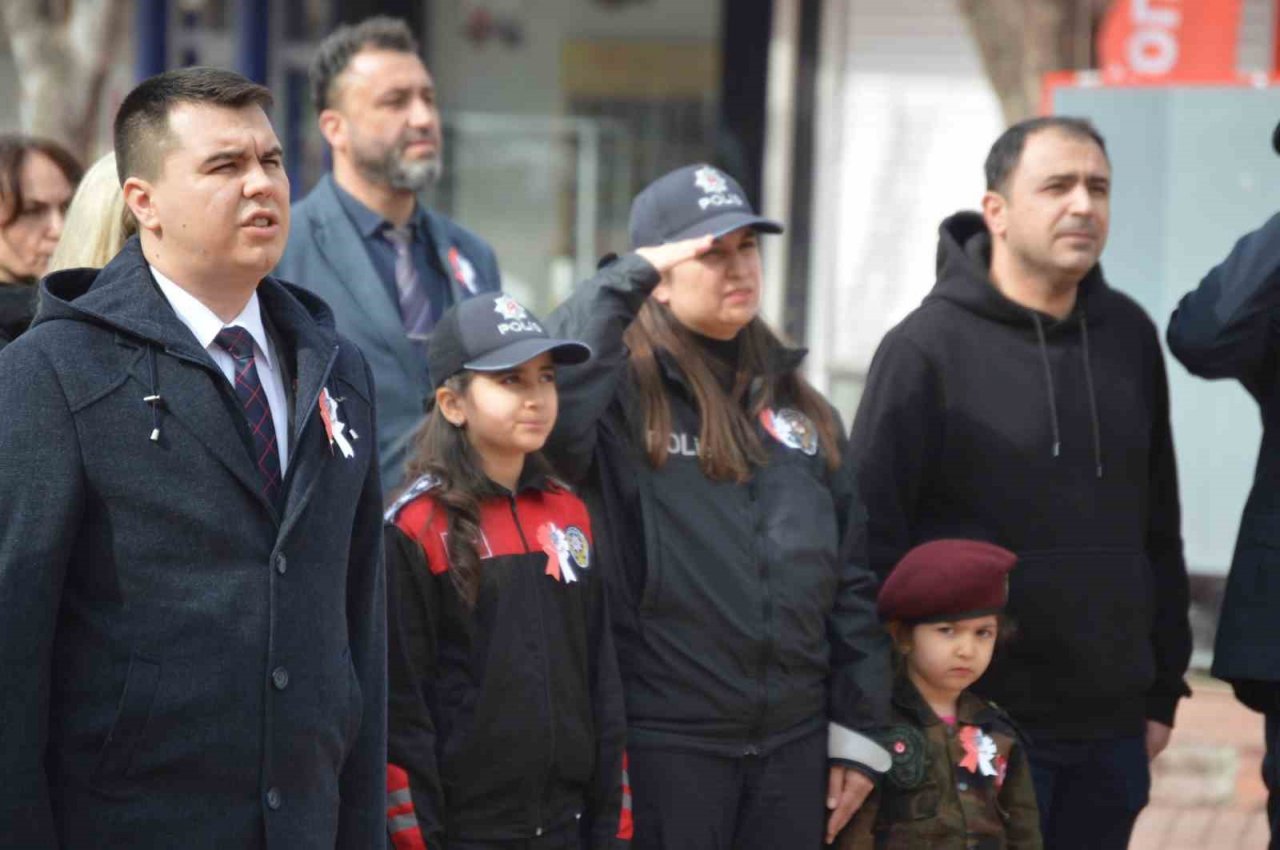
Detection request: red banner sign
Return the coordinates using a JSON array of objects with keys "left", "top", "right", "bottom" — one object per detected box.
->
[{"left": 1097, "top": 0, "right": 1242, "bottom": 84}]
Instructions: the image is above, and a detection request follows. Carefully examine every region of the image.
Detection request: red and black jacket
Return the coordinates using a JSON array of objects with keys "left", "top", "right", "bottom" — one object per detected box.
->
[{"left": 384, "top": 467, "right": 631, "bottom": 849}]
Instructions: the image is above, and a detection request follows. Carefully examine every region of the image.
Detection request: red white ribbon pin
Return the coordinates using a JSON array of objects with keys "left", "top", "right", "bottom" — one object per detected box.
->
[{"left": 318, "top": 387, "right": 355, "bottom": 459}]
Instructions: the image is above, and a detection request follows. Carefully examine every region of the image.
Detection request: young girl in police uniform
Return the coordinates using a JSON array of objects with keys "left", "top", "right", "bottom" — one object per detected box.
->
[{"left": 384, "top": 295, "right": 630, "bottom": 850}]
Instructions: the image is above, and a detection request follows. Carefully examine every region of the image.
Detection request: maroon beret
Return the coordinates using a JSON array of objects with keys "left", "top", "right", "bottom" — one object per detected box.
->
[{"left": 877, "top": 539, "right": 1017, "bottom": 623}]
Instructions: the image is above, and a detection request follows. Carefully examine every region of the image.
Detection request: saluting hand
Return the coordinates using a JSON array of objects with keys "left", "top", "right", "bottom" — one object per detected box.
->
[
  {"left": 825, "top": 764, "right": 874, "bottom": 844},
  {"left": 634, "top": 234, "right": 715, "bottom": 276}
]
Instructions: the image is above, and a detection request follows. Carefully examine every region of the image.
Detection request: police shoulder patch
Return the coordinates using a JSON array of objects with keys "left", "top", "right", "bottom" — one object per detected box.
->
[
  {"left": 384, "top": 473, "right": 442, "bottom": 523},
  {"left": 564, "top": 526, "right": 590, "bottom": 570},
  {"left": 877, "top": 725, "right": 928, "bottom": 790},
  {"left": 758, "top": 407, "right": 819, "bottom": 456}
]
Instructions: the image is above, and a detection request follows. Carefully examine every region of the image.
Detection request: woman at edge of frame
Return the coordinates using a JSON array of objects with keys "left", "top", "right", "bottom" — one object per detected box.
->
[{"left": 544, "top": 163, "right": 893, "bottom": 849}]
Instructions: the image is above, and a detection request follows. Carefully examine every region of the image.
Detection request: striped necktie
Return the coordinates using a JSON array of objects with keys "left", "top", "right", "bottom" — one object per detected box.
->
[
  {"left": 383, "top": 224, "right": 433, "bottom": 343},
  {"left": 214, "top": 325, "right": 282, "bottom": 505}
]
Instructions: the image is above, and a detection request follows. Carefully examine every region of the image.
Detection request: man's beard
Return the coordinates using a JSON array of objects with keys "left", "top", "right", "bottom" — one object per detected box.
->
[{"left": 353, "top": 132, "right": 443, "bottom": 193}]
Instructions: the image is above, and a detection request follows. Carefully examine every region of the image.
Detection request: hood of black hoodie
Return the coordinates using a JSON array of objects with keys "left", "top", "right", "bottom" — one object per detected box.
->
[
  {"left": 928, "top": 211, "right": 1110, "bottom": 328},
  {"left": 33, "top": 237, "right": 337, "bottom": 352}
]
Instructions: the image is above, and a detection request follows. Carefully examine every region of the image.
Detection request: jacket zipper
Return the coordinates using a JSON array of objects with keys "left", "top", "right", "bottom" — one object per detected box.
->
[
  {"left": 751, "top": 487, "right": 772, "bottom": 756},
  {"left": 506, "top": 495, "right": 554, "bottom": 837}
]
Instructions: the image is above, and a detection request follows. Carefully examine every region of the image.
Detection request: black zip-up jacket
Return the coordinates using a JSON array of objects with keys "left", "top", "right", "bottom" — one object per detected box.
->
[
  {"left": 850, "top": 212, "right": 1191, "bottom": 740},
  {"left": 385, "top": 469, "right": 629, "bottom": 849},
  {"left": 544, "top": 254, "right": 892, "bottom": 768}
]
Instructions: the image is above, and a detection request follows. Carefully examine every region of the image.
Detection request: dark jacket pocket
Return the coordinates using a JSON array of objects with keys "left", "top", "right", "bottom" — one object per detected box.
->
[{"left": 93, "top": 655, "right": 161, "bottom": 782}]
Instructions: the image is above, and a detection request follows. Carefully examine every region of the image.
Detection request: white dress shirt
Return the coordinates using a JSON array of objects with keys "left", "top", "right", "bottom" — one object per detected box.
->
[{"left": 151, "top": 268, "right": 291, "bottom": 472}]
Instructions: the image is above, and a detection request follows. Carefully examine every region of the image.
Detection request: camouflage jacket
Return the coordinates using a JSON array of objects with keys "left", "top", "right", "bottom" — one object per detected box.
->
[{"left": 838, "top": 674, "right": 1042, "bottom": 850}]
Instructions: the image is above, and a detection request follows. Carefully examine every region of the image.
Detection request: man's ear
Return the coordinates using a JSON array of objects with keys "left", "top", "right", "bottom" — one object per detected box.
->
[
  {"left": 981, "top": 190, "right": 1008, "bottom": 240},
  {"left": 123, "top": 176, "right": 160, "bottom": 235},
  {"left": 436, "top": 385, "right": 466, "bottom": 427},
  {"left": 318, "top": 108, "right": 345, "bottom": 151}
]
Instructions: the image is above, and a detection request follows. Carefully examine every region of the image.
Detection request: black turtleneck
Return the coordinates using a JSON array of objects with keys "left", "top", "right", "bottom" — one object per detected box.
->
[{"left": 689, "top": 330, "right": 741, "bottom": 393}]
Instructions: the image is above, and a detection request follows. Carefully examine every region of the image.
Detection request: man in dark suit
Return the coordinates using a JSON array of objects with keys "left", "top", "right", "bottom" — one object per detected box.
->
[
  {"left": 0, "top": 67, "right": 385, "bottom": 849},
  {"left": 276, "top": 16, "right": 500, "bottom": 493}
]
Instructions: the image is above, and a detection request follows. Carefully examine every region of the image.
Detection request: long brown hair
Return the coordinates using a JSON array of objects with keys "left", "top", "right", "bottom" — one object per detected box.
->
[
  {"left": 403, "top": 373, "right": 493, "bottom": 608},
  {"left": 623, "top": 299, "right": 841, "bottom": 482}
]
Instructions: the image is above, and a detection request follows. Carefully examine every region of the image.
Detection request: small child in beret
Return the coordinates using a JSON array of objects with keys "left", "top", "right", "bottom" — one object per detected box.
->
[{"left": 838, "top": 539, "right": 1042, "bottom": 850}]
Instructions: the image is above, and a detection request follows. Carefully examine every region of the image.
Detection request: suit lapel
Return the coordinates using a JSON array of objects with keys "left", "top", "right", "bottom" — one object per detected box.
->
[
  {"left": 308, "top": 176, "right": 423, "bottom": 377},
  {"left": 258, "top": 279, "right": 340, "bottom": 534},
  {"left": 58, "top": 240, "right": 285, "bottom": 521},
  {"left": 425, "top": 208, "right": 472, "bottom": 305},
  {"left": 130, "top": 350, "right": 282, "bottom": 520}
]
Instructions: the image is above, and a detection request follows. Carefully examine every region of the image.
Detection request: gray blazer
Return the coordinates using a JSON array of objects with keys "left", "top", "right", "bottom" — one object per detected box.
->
[{"left": 276, "top": 174, "right": 501, "bottom": 493}]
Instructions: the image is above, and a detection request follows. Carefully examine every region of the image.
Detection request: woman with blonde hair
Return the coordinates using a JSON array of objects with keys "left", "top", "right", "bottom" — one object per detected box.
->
[{"left": 46, "top": 151, "right": 135, "bottom": 273}]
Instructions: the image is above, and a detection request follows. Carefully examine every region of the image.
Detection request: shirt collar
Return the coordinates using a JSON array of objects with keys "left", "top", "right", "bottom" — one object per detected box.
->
[
  {"left": 332, "top": 179, "right": 428, "bottom": 241},
  {"left": 150, "top": 266, "right": 274, "bottom": 371}
]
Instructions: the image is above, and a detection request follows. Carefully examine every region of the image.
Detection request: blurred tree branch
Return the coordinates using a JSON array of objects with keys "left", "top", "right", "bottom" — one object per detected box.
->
[
  {"left": 1, "top": 0, "right": 129, "bottom": 160},
  {"left": 957, "top": 0, "right": 1112, "bottom": 124}
]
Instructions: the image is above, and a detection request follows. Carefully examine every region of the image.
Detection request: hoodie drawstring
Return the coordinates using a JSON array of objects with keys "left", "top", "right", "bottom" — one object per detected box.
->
[
  {"left": 144, "top": 345, "right": 164, "bottom": 443},
  {"left": 1080, "top": 313, "right": 1104, "bottom": 479},
  {"left": 1030, "top": 310, "right": 1105, "bottom": 478},
  {"left": 1030, "top": 313, "right": 1062, "bottom": 458}
]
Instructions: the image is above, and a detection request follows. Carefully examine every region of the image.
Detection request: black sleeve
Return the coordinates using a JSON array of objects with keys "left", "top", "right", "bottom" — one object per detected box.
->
[
  {"left": 826, "top": 422, "right": 894, "bottom": 769},
  {"left": 847, "top": 329, "right": 943, "bottom": 579},
  {"left": 544, "top": 254, "right": 661, "bottom": 482},
  {"left": 1142, "top": 332, "right": 1192, "bottom": 726},
  {"left": 0, "top": 342, "right": 80, "bottom": 848},
  {"left": 386, "top": 524, "right": 447, "bottom": 850},
  {"left": 582, "top": 544, "right": 631, "bottom": 849},
  {"left": 337, "top": 361, "right": 389, "bottom": 850},
  {"left": 1167, "top": 212, "right": 1280, "bottom": 393}
]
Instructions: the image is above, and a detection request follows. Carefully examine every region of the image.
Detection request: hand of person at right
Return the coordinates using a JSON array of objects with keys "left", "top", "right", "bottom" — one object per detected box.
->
[{"left": 634, "top": 234, "right": 714, "bottom": 275}]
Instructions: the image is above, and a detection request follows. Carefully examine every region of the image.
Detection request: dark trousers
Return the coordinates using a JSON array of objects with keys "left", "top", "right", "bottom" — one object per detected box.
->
[
  {"left": 1264, "top": 711, "right": 1280, "bottom": 850},
  {"left": 1027, "top": 734, "right": 1150, "bottom": 850},
  {"left": 1232, "top": 681, "right": 1280, "bottom": 850},
  {"left": 628, "top": 729, "right": 827, "bottom": 850}
]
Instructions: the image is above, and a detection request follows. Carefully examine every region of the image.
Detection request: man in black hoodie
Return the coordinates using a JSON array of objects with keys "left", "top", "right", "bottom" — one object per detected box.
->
[{"left": 850, "top": 117, "right": 1190, "bottom": 849}]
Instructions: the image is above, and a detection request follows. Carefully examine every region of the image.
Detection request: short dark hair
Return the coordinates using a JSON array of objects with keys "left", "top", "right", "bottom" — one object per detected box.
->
[
  {"left": 0, "top": 135, "right": 83, "bottom": 227},
  {"left": 113, "top": 66, "right": 274, "bottom": 184},
  {"left": 310, "top": 16, "right": 420, "bottom": 113},
  {"left": 984, "top": 116, "right": 1108, "bottom": 194}
]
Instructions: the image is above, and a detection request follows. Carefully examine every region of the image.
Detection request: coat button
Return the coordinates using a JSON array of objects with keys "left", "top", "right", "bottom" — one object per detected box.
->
[
  {"left": 266, "top": 787, "right": 282, "bottom": 810},
  {"left": 272, "top": 667, "right": 289, "bottom": 690},
  {"left": 274, "top": 554, "right": 287, "bottom": 575}
]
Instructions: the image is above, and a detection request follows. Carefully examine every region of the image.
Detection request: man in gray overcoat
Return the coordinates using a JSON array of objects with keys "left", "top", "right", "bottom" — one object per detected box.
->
[{"left": 0, "top": 67, "right": 385, "bottom": 849}]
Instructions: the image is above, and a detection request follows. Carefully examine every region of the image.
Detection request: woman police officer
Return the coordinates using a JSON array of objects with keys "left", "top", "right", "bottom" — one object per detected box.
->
[{"left": 545, "top": 164, "right": 892, "bottom": 849}]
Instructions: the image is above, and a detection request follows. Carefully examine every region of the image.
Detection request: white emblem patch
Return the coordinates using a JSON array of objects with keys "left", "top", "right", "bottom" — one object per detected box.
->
[
  {"left": 564, "top": 526, "right": 590, "bottom": 570},
  {"left": 493, "top": 294, "right": 528, "bottom": 321},
  {"left": 692, "top": 165, "right": 744, "bottom": 211},
  {"left": 693, "top": 166, "right": 729, "bottom": 195},
  {"left": 759, "top": 408, "right": 819, "bottom": 456}
]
